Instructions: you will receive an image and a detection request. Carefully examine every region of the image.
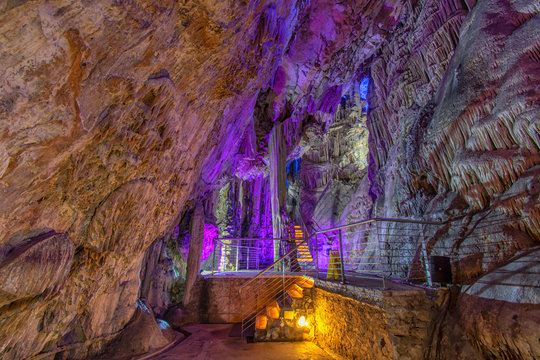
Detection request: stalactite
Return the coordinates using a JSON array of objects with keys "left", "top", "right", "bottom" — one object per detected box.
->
[{"left": 250, "top": 176, "right": 263, "bottom": 234}]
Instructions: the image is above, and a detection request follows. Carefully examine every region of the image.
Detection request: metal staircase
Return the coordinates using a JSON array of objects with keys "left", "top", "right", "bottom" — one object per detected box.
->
[
  {"left": 207, "top": 214, "right": 538, "bottom": 341},
  {"left": 232, "top": 218, "right": 445, "bottom": 339},
  {"left": 237, "top": 236, "right": 315, "bottom": 339}
]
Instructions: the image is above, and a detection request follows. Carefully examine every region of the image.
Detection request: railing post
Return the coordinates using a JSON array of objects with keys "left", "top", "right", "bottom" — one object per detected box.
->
[
  {"left": 235, "top": 243, "right": 240, "bottom": 271},
  {"left": 338, "top": 229, "right": 346, "bottom": 285},
  {"left": 315, "top": 234, "right": 319, "bottom": 280},
  {"left": 421, "top": 232, "right": 432, "bottom": 287},
  {"left": 378, "top": 223, "right": 385, "bottom": 289},
  {"left": 247, "top": 246, "right": 250, "bottom": 270},
  {"left": 282, "top": 257, "right": 285, "bottom": 294},
  {"left": 212, "top": 239, "right": 216, "bottom": 275}
]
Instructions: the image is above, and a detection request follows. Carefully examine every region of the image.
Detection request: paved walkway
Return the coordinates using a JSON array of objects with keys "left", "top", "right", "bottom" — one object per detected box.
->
[{"left": 147, "top": 324, "right": 335, "bottom": 360}]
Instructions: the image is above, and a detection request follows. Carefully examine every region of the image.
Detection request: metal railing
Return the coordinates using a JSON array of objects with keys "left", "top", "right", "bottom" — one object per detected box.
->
[
  {"left": 212, "top": 214, "right": 538, "bottom": 338},
  {"left": 311, "top": 218, "right": 444, "bottom": 286},
  {"left": 211, "top": 239, "right": 259, "bottom": 272},
  {"left": 235, "top": 218, "right": 444, "bottom": 338},
  {"left": 237, "top": 236, "right": 314, "bottom": 338},
  {"left": 211, "top": 237, "right": 289, "bottom": 273}
]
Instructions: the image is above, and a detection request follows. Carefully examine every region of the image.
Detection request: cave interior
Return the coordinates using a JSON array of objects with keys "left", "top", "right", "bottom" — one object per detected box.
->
[{"left": 0, "top": 0, "right": 539, "bottom": 359}]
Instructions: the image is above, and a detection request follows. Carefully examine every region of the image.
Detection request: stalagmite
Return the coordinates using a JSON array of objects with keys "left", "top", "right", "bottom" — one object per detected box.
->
[{"left": 183, "top": 202, "right": 204, "bottom": 307}]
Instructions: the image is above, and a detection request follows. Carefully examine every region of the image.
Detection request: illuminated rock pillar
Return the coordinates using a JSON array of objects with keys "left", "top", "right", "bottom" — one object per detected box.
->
[{"left": 269, "top": 122, "right": 287, "bottom": 263}]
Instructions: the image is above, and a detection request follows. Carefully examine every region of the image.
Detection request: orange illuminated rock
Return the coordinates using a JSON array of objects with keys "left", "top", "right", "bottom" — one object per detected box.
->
[
  {"left": 295, "top": 276, "right": 314, "bottom": 289},
  {"left": 266, "top": 300, "right": 280, "bottom": 319},
  {"left": 283, "top": 311, "right": 294, "bottom": 320},
  {"left": 286, "top": 283, "right": 304, "bottom": 299},
  {"left": 255, "top": 315, "right": 268, "bottom": 330}
]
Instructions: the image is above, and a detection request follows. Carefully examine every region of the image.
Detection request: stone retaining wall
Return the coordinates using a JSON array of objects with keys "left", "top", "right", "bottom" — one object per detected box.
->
[{"left": 312, "top": 288, "right": 393, "bottom": 360}]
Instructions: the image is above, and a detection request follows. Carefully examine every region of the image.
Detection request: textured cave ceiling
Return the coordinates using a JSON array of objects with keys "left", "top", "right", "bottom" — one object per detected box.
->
[{"left": 0, "top": 0, "right": 539, "bottom": 359}]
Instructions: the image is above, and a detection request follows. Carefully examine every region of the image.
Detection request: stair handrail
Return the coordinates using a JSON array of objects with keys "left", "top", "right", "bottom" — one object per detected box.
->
[
  {"left": 238, "top": 236, "right": 309, "bottom": 291},
  {"left": 238, "top": 217, "right": 443, "bottom": 291}
]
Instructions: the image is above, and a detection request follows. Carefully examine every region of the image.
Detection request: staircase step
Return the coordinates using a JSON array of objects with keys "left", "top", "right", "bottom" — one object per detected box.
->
[
  {"left": 286, "top": 283, "right": 304, "bottom": 298},
  {"left": 266, "top": 300, "right": 280, "bottom": 319},
  {"left": 295, "top": 276, "right": 314, "bottom": 288}
]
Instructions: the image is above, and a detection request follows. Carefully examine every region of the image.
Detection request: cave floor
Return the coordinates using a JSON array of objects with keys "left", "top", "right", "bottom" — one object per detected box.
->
[{"left": 142, "top": 324, "right": 335, "bottom": 360}]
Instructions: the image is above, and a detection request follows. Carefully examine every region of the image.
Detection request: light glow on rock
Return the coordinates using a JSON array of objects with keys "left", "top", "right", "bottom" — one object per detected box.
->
[{"left": 297, "top": 316, "right": 309, "bottom": 327}]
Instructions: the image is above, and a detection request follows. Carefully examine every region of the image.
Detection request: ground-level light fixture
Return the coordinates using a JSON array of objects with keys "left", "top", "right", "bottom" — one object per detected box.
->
[{"left": 297, "top": 316, "right": 309, "bottom": 327}]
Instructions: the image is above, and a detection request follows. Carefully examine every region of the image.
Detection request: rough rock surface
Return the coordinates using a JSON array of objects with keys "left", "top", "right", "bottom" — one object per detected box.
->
[
  {"left": 96, "top": 299, "right": 177, "bottom": 360},
  {"left": 312, "top": 288, "right": 393, "bottom": 360},
  {"left": 368, "top": 0, "right": 539, "bottom": 270},
  {"left": 465, "top": 246, "right": 540, "bottom": 304},
  {"left": 0, "top": 1, "right": 309, "bottom": 356},
  {"left": 0, "top": 229, "right": 74, "bottom": 307},
  {"left": 1, "top": 0, "right": 539, "bottom": 359},
  {"left": 138, "top": 236, "right": 176, "bottom": 317},
  {"left": 363, "top": 1, "right": 539, "bottom": 357},
  {"left": 440, "top": 293, "right": 540, "bottom": 359}
]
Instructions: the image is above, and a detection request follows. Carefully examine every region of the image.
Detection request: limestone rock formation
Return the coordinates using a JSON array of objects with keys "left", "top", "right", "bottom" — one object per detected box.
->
[
  {"left": 0, "top": 229, "right": 74, "bottom": 307},
  {"left": 1, "top": 0, "right": 539, "bottom": 359},
  {"left": 0, "top": 0, "right": 402, "bottom": 358},
  {"left": 365, "top": 0, "right": 539, "bottom": 358},
  {"left": 0, "top": 0, "right": 299, "bottom": 357}
]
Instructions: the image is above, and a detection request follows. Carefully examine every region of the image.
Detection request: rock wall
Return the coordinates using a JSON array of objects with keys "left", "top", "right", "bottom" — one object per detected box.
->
[
  {"left": 365, "top": 0, "right": 540, "bottom": 358},
  {"left": 138, "top": 236, "right": 176, "bottom": 318},
  {"left": 1, "top": 0, "right": 538, "bottom": 358},
  {"left": 298, "top": 83, "right": 372, "bottom": 231},
  {"left": 312, "top": 281, "right": 458, "bottom": 360},
  {"left": 0, "top": 0, "right": 303, "bottom": 357},
  {"left": 183, "top": 275, "right": 304, "bottom": 324},
  {"left": 438, "top": 293, "right": 540, "bottom": 359},
  {"left": 368, "top": 0, "right": 539, "bottom": 269}
]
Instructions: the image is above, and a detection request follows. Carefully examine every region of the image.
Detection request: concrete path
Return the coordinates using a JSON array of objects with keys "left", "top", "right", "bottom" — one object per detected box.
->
[{"left": 149, "top": 324, "right": 335, "bottom": 360}]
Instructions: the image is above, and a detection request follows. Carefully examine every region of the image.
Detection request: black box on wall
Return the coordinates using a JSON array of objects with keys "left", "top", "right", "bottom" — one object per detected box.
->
[{"left": 429, "top": 256, "right": 452, "bottom": 285}]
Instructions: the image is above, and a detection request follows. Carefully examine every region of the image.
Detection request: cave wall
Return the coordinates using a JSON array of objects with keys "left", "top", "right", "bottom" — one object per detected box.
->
[
  {"left": 368, "top": 0, "right": 539, "bottom": 260},
  {"left": 0, "top": 0, "right": 404, "bottom": 358},
  {"left": 1, "top": 0, "right": 538, "bottom": 358},
  {"left": 366, "top": 0, "right": 539, "bottom": 358},
  {"left": 312, "top": 288, "right": 393, "bottom": 360},
  {"left": 298, "top": 82, "right": 372, "bottom": 231},
  {"left": 0, "top": 1, "right": 298, "bottom": 358}
]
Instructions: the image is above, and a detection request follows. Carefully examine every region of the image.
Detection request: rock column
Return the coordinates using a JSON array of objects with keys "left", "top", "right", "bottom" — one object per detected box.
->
[
  {"left": 183, "top": 202, "right": 205, "bottom": 306},
  {"left": 269, "top": 122, "right": 287, "bottom": 263}
]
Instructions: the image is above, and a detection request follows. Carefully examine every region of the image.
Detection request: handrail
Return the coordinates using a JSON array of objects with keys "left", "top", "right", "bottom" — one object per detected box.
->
[
  {"left": 238, "top": 237, "right": 308, "bottom": 291},
  {"left": 238, "top": 217, "right": 443, "bottom": 291},
  {"left": 313, "top": 217, "right": 443, "bottom": 234},
  {"left": 216, "top": 237, "right": 290, "bottom": 242},
  {"left": 214, "top": 239, "right": 259, "bottom": 248}
]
